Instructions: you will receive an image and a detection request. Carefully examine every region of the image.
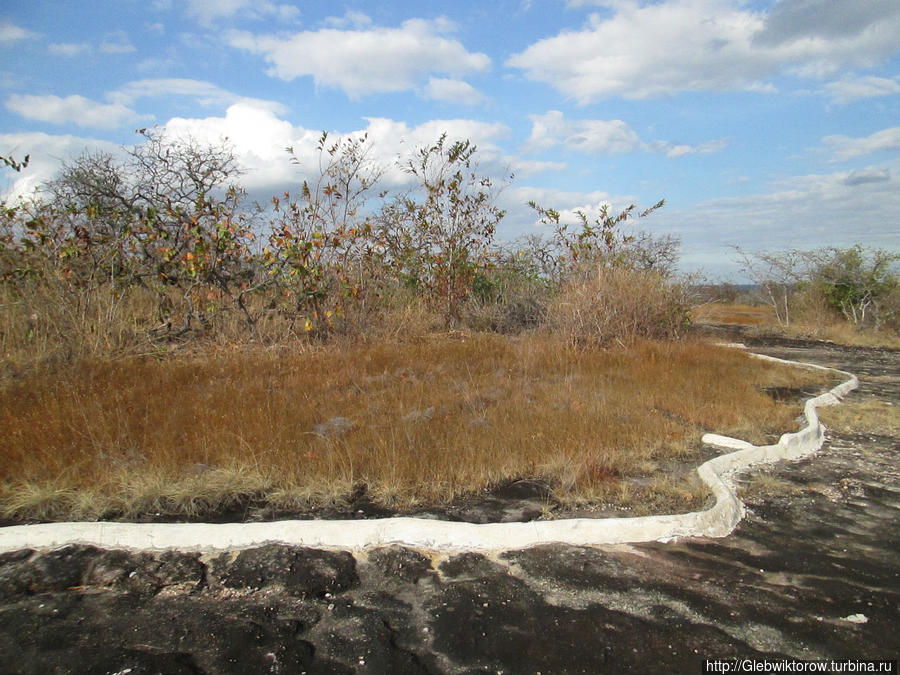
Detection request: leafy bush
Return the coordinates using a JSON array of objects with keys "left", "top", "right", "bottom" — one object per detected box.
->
[
  {"left": 377, "top": 135, "right": 508, "bottom": 326},
  {"left": 735, "top": 245, "right": 898, "bottom": 333},
  {"left": 806, "top": 246, "right": 898, "bottom": 330}
]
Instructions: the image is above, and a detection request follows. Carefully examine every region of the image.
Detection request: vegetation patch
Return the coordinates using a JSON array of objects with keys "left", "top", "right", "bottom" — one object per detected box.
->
[
  {"left": 0, "top": 334, "right": 834, "bottom": 522},
  {"left": 1, "top": 130, "right": 885, "bottom": 524}
]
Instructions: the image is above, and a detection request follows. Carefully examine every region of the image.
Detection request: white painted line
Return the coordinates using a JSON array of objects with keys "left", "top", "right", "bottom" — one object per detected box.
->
[{"left": 0, "top": 350, "right": 858, "bottom": 554}]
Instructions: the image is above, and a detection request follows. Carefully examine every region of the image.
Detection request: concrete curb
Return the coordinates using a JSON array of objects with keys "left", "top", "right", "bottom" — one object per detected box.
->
[{"left": 0, "top": 350, "right": 858, "bottom": 554}]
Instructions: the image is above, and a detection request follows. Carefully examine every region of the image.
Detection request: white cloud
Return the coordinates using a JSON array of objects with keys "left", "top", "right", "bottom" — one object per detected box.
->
[
  {"left": 525, "top": 111, "right": 727, "bottom": 157},
  {"left": 824, "top": 75, "right": 900, "bottom": 104},
  {"left": 109, "top": 78, "right": 287, "bottom": 115},
  {"left": 0, "top": 20, "right": 36, "bottom": 46},
  {"left": 48, "top": 42, "right": 92, "bottom": 57},
  {"left": 824, "top": 126, "right": 900, "bottom": 162},
  {"left": 2, "top": 98, "right": 514, "bottom": 198},
  {"left": 184, "top": 0, "right": 300, "bottom": 25},
  {"left": 424, "top": 77, "right": 486, "bottom": 105},
  {"left": 228, "top": 18, "right": 491, "bottom": 98},
  {"left": 651, "top": 138, "right": 729, "bottom": 158},
  {"left": 506, "top": 159, "right": 567, "bottom": 177},
  {"left": 647, "top": 160, "right": 900, "bottom": 277},
  {"left": 99, "top": 30, "right": 136, "bottom": 54},
  {"left": 136, "top": 55, "right": 178, "bottom": 75},
  {"left": 0, "top": 132, "right": 121, "bottom": 201},
  {"left": 360, "top": 117, "right": 511, "bottom": 184},
  {"left": 526, "top": 112, "right": 640, "bottom": 154},
  {"left": 507, "top": 0, "right": 900, "bottom": 102},
  {"left": 162, "top": 103, "right": 315, "bottom": 191},
  {"left": 5, "top": 94, "right": 141, "bottom": 130},
  {"left": 158, "top": 102, "right": 513, "bottom": 193},
  {"left": 500, "top": 185, "right": 647, "bottom": 240}
]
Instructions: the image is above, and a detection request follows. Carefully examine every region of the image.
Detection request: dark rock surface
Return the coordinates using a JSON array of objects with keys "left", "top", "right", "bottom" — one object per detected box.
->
[{"left": 0, "top": 339, "right": 897, "bottom": 673}]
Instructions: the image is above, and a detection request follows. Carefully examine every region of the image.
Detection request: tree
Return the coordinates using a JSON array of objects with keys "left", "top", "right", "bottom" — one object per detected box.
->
[
  {"left": 378, "top": 135, "right": 508, "bottom": 326},
  {"left": 734, "top": 247, "right": 806, "bottom": 327},
  {"left": 40, "top": 127, "right": 256, "bottom": 336},
  {"left": 806, "top": 246, "right": 898, "bottom": 329}
]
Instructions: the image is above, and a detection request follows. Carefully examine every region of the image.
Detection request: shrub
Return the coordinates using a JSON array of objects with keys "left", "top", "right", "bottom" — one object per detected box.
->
[
  {"left": 735, "top": 245, "right": 899, "bottom": 334},
  {"left": 465, "top": 243, "right": 551, "bottom": 334},
  {"left": 806, "top": 246, "right": 898, "bottom": 330},
  {"left": 377, "top": 135, "right": 508, "bottom": 326},
  {"left": 547, "top": 266, "right": 690, "bottom": 348}
]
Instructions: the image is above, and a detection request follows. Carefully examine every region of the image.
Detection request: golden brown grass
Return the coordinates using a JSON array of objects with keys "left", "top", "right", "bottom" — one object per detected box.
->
[
  {"left": 817, "top": 392, "right": 899, "bottom": 437},
  {"left": 549, "top": 267, "right": 689, "bottom": 347},
  {"left": 0, "top": 333, "right": 836, "bottom": 522},
  {"left": 691, "top": 303, "right": 774, "bottom": 326},
  {"left": 781, "top": 322, "right": 900, "bottom": 349},
  {"left": 693, "top": 301, "right": 900, "bottom": 349}
]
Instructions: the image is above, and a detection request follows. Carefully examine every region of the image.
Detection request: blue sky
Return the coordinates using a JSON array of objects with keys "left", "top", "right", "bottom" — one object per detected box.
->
[{"left": 1, "top": 0, "right": 898, "bottom": 279}]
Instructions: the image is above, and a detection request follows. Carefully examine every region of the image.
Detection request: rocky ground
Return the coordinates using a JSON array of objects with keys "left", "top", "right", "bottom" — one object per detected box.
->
[{"left": 0, "top": 335, "right": 897, "bottom": 674}]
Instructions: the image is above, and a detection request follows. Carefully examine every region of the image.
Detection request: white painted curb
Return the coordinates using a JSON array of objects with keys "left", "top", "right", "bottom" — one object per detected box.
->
[{"left": 0, "top": 351, "right": 858, "bottom": 554}]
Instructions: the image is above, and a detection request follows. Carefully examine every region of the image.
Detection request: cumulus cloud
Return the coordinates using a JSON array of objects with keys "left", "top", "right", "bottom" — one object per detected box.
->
[
  {"left": 5, "top": 94, "right": 142, "bottom": 130},
  {"left": 0, "top": 131, "right": 121, "bottom": 201},
  {"left": 227, "top": 18, "right": 490, "bottom": 98},
  {"left": 507, "top": 0, "right": 900, "bottom": 102},
  {"left": 2, "top": 97, "right": 514, "bottom": 198},
  {"left": 526, "top": 112, "right": 640, "bottom": 154},
  {"left": 824, "top": 75, "right": 900, "bottom": 104},
  {"left": 424, "top": 78, "right": 486, "bottom": 105},
  {"left": 158, "top": 102, "right": 511, "bottom": 192},
  {"left": 524, "top": 111, "right": 727, "bottom": 157},
  {"left": 160, "top": 103, "right": 315, "bottom": 191},
  {"left": 506, "top": 159, "right": 567, "bottom": 177},
  {"left": 0, "top": 20, "right": 36, "bottom": 46},
  {"left": 824, "top": 126, "right": 900, "bottom": 162}
]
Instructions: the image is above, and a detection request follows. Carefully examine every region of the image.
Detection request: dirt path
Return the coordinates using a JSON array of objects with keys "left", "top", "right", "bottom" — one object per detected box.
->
[{"left": 1, "top": 338, "right": 897, "bottom": 673}]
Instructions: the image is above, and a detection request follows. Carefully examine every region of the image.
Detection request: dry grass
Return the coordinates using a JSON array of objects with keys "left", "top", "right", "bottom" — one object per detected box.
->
[
  {"left": 817, "top": 393, "right": 899, "bottom": 437},
  {"left": 0, "top": 334, "right": 835, "bottom": 522},
  {"left": 691, "top": 303, "right": 774, "bottom": 327},
  {"left": 693, "top": 301, "right": 900, "bottom": 349},
  {"left": 780, "top": 322, "right": 900, "bottom": 349},
  {"left": 549, "top": 267, "right": 690, "bottom": 347}
]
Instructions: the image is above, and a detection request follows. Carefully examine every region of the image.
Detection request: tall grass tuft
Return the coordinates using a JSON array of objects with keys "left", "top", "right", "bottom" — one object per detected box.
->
[{"left": 547, "top": 266, "right": 690, "bottom": 348}]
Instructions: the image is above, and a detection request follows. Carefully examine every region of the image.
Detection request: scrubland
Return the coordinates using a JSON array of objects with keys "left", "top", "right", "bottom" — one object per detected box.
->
[{"left": 0, "top": 132, "right": 877, "bottom": 522}]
